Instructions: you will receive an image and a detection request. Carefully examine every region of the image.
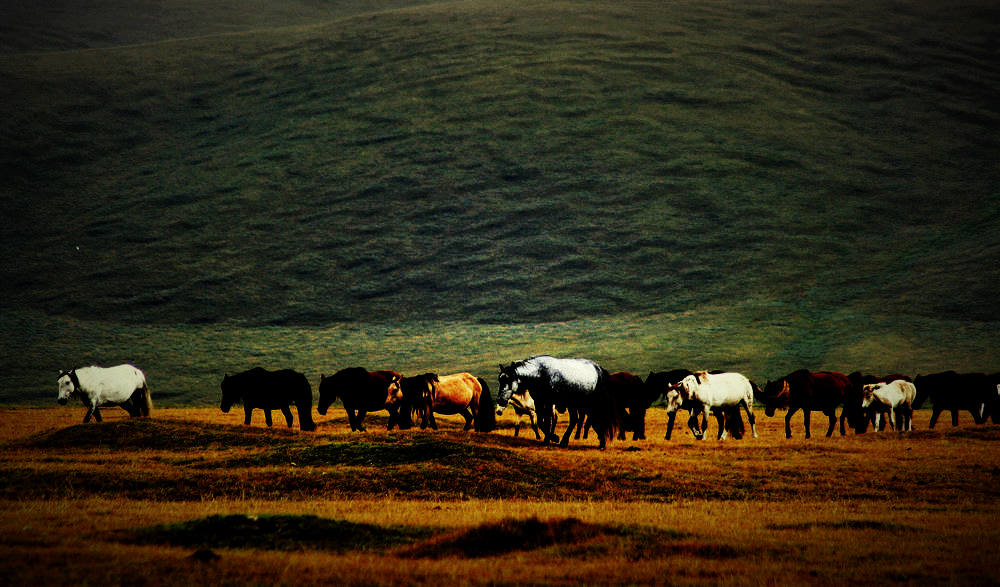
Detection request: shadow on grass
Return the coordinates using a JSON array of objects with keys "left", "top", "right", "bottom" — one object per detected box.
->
[
  {"left": 116, "top": 514, "right": 701, "bottom": 560},
  {"left": 114, "top": 514, "right": 434, "bottom": 552},
  {"left": 17, "top": 418, "right": 304, "bottom": 450},
  {"left": 400, "top": 516, "right": 695, "bottom": 560}
]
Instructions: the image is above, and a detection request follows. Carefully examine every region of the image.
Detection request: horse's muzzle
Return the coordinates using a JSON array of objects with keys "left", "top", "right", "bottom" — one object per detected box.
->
[{"left": 58, "top": 398, "right": 67, "bottom": 405}]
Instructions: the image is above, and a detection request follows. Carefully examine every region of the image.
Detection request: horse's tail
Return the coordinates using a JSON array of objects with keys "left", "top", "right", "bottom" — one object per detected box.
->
[
  {"left": 298, "top": 376, "right": 317, "bottom": 432},
  {"left": 475, "top": 377, "right": 496, "bottom": 433},
  {"left": 591, "top": 368, "right": 620, "bottom": 444},
  {"left": 748, "top": 379, "right": 763, "bottom": 405},
  {"left": 138, "top": 381, "right": 153, "bottom": 417}
]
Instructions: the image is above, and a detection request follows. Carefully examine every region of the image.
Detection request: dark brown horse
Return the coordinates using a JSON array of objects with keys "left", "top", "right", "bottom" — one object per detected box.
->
[
  {"left": 758, "top": 370, "right": 854, "bottom": 438},
  {"left": 220, "top": 368, "right": 315, "bottom": 431},
  {"left": 913, "top": 371, "right": 997, "bottom": 428},
  {"left": 317, "top": 367, "right": 402, "bottom": 431},
  {"left": 572, "top": 371, "right": 656, "bottom": 441}
]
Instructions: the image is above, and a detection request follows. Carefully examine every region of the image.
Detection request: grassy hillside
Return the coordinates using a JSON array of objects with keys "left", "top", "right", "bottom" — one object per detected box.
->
[{"left": 1, "top": 0, "right": 999, "bottom": 403}]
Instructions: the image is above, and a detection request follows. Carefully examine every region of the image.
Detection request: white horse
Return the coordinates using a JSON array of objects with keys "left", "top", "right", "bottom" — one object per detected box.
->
[
  {"left": 862, "top": 380, "right": 917, "bottom": 432},
  {"left": 57, "top": 364, "right": 152, "bottom": 423},
  {"left": 497, "top": 355, "right": 618, "bottom": 448},
  {"left": 676, "top": 371, "right": 758, "bottom": 440}
]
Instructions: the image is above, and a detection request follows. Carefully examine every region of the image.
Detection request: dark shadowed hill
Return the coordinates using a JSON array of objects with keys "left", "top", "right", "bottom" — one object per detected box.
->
[{"left": 0, "top": 0, "right": 998, "bottom": 403}]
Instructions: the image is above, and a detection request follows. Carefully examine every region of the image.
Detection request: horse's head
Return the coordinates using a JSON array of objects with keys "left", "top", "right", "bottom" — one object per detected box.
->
[
  {"left": 384, "top": 374, "right": 404, "bottom": 409},
  {"left": 663, "top": 383, "right": 684, "bottom": 414},
  {"left": 496, "top": 363, "right": 520, "bottom": 410},
  {"left": 56, "top": 370, "right": 75, "bottom": 405},
  {"left": 679, "top": 374, "right": 699, "bottom": 399},
  {"left": 860, "top": 383, "right": 881, "bottom": 409},
  {"left": 761, "top": 379, "right": 790, "bottom": 417},
  {"left": 317, "top": 374, "right": 336, "bottom": 415},
  {"left": 219, "top": 374, "right": 240, "bottom": 413}
]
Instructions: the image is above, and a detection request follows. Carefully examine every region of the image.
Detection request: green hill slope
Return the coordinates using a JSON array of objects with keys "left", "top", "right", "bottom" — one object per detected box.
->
[{"left": 1, "top": 0, "right": 999, "bottom": 402}]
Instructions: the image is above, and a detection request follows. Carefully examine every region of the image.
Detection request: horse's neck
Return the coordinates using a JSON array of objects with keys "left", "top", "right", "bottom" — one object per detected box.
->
[{"left": 69, "top": 370, "right": 83, "bottom": 394}]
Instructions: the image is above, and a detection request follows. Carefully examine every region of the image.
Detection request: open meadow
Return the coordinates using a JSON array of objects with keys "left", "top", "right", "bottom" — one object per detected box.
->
[
  {"left": 3, "top": 0, "right": 999, "bottom": 581},
  {"left": 2, "top": 406, "right": 999, "bottom": 584}
]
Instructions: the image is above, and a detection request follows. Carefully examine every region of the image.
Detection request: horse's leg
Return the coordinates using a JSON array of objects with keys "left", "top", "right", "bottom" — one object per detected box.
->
[
  {"left": 928, "top": 408, "right": 941, "bottom": 429},
  {"left": 357, "top": 410, "right": 368, "bottom": 432},
  {"left": 281, "top": 406, "right": 293, "bottom": 428},
  {"left": 715, "top": 410, "right": 727, "bottom": 440},
  {"left": 264, "top": 410, "right": 274, "bottom": 427},
  {"left": 529, "top": 412, "right": 541, "bottom": 440},
  {"left": 784, "top": 407, "right": 798, "bottom": 438},
  {"left": 665, "top": 411, "right": 676, "bottom": 440},
  {"left": 427, "top": 409, "right": 438, "bottom": 430},
  {"left": 803, "top": 409, "right": 812, "bottom": 439},
  {"left": 825, "top": 409, "right": 837, "bottom": 437},
  {"left": 82, "top": 402, "right": 97, "bottom": 423},
  {"left": 243, "top": 405, "right": 253, "bottom": 426},
  {"left": 689, "top": 408, "right": 708, "bottom": 440},
  {"left": 951, "top": 410, "right": 959, "bottom": 426},
  {"left": 888, "top": 408, "right": 897, "bottom": 431},
  {"left": 461, "top": 408, "right": 474, "bottom": 431},
  {"left": 560, "top": 409, "right": 579, "bottom": 448},
  {"left": 742, "top": 401, "right": 758, "bottom": 439}
]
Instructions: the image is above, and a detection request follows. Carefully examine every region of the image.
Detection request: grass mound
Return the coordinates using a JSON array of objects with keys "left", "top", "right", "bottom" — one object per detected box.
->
[
  {"left": 116, "top": 514, "right": 433, "bottom": 552},
  {"left": 943, "top": 425, "right": 1000, "bottom": 441},
  {"left": 19, "top": 418, "right": 301, "bottom": 450},
  {"left": 267, "top": 435, "right": 517, "bottom": 466},
  {"left": 401, "top": 516, "right": 689, "bottom": 559}
]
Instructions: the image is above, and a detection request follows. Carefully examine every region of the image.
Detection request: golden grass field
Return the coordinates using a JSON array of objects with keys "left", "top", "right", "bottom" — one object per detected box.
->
[{"left": 2, "top": 405, "right": 999, "bottom": 585}]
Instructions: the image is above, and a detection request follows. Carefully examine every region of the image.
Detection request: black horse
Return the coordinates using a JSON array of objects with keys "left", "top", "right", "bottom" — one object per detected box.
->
[
  {"left": 220, "top": 367, "right": 316, "bottom": 431},
  {"left": 317, "top": 367, "right": 402, "bottom": 431}
]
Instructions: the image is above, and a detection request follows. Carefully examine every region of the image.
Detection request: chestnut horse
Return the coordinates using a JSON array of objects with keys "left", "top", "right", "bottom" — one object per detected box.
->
[
  {"left": 759, "top": 370, "right": 854, "bottom": 438},
  {"left": 391, "top": 372, "right": 495, "bottom": 432}
]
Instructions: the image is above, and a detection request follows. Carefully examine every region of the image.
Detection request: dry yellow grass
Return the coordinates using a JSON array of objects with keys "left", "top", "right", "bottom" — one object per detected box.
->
[{"left": 2, "top": 406, "right": 999, "bottom": 584}]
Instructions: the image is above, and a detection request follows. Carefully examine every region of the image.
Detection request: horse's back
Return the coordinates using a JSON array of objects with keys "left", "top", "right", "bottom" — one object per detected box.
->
[
  {"left": 701, "top": 372, "right": 754, "bottom": 405},
  {"left": 78, "top": 364, "right": 146, "bottom": 399},
  {"left": 433, "top": 372, "right": 479, "bottom": 410},
  {"left": 810, "top": 371, "right": 851, "bottom": 406},
  {"left": 537, "top": 356, "right": 601, "bottom": 390}
]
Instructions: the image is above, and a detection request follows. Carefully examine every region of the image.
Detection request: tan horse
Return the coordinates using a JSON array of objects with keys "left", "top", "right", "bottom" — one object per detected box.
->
[{"left": 393, "top": 372, "right": 496, "bottom": 432}]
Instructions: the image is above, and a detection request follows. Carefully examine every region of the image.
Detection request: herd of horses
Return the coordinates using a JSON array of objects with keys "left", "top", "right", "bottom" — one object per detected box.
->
[{"left": 56, "top": 357, "right": 1000, "bottom": 447}]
